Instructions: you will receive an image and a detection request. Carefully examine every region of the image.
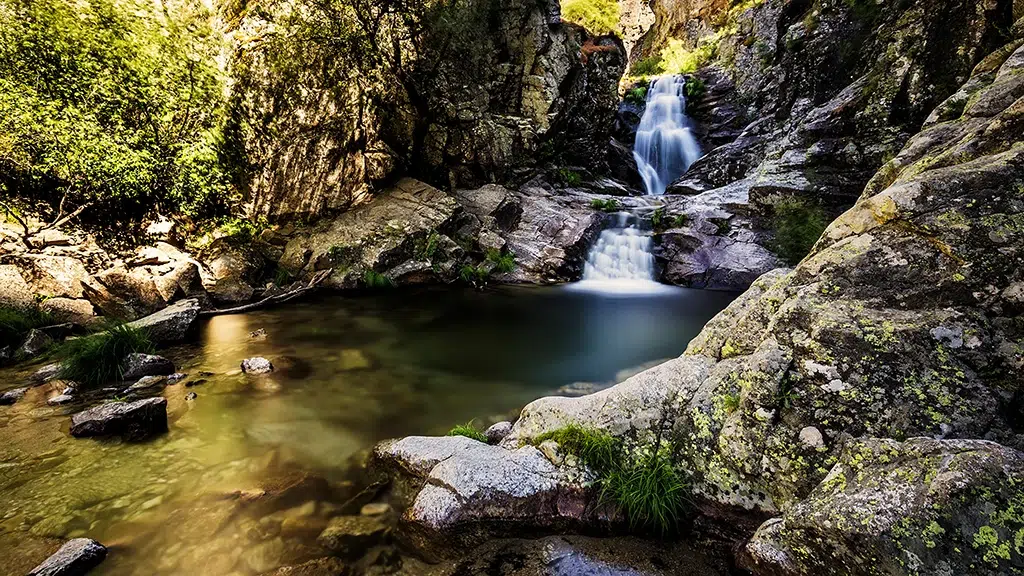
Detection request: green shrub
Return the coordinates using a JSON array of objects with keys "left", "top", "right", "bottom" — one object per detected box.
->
[
  {"left": 0, "top": 306, "right": 53, "bottom": 349},
  {"left": 560, "top": 0, "right": 620, "bottom": 35},
  {"left": 684, "top": 77, "right": 706, "bottom": 101},
  {"left": 650, "top": 207, "right": 666, "bottom": 231},
  {"left": 447, "top": 421, "right": 488, "bottom": 442},
  {"left": 722, "top": 393, "right": 741, "bottom": 414},
  {"left": 362, "top": 270, "right": 394, "bottom": 289},
  {"left": 533, "top": 424, "right": 688, "bottom": 533},
  {"left": 558, "top": 168, "right": 583, "bottom": 187},
  {"left": 56, "top": 322, "right": 153, "bottom": 387},
  {"left": 771, "top": 198, "right": 829, "bottom": 264},
  {"left": 711, "top": 217, "right": 731, "bottom": 235},
  {"left": 590, "top": 198, "right": 621, "bottom": 212},
  {"left": 417, "top": 231, "right": 441, "bottom": 261},
  {"left": 660, "top": 37, "right": 716, "bottom": 74},
  {"left": 459, "top": 264, "right": 489, "bottom": 285},
  {"left": 624, "top": 86, "right": 648, "bottom": 104},
  {"left": 486, "top": 249, "right": 516, "bottom": 274},
  {"left": 672, "top": 214, "right": 691, "bottom": 228},
  {"left": 630, "top": 56, "right": 664, "bottom": 77}
]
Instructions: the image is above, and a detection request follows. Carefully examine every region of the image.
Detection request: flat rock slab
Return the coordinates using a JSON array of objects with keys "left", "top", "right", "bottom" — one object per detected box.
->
[
  {"left": 121, "top": 353, "right": 174, "bottom": 381},
  {"left": 70, "top": 398, "right": 167, "bottom": 440},
  {"left": 28, "top": 538, "right": 107, "bottom": 576},
  {"left": 128, "top": 298, "right": 199, "bottom": 344}
]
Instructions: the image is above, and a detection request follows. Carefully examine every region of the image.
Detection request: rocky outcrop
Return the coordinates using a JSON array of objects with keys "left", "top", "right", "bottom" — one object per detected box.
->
[
  {"left": 127, "top": 298, "right": 200, "bottom": 344},
  {"left": 739, "top": 438, "right": 1024, "bottom": 576},
  {"left": 70, "top": 398, "right": 168, "bottom": 440},
  {"left": 376, "top": 33, "right": 1024, "bottom": 565},
  {"left": 0, "top": 264, "right": 35, "bottom": 309},
  {"left": 27, "top": 538, "right": 107, "bottom": 576}
]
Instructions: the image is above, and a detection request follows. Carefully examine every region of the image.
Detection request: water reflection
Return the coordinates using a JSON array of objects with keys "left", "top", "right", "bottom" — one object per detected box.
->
[{"left": 0, "top": 285, "right": 735, "bottom": 575}]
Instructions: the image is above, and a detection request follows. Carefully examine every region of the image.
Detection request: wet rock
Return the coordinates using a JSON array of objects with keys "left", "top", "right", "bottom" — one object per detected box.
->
[
  {"left": 127, "top": 298, "right": 200, "bottom": 344},
  {"left": 359, "top": 503, "right": 391, "bottom": 517},
  {"left": 0, "top": 264, "right": 36, "bottom": 310},
  {"left": 127, "top": 375, "right": 166, "bottom": 390},
  {"left": 47, "top": 394, "right": 75, "bottom": 406},
  {"left": 250, "top": 328, "right": 268, "bottom": 340},
  {"left": 0, "top": 386, "right": 28, "bottom": 405},
  {"left": 740, "top": 438, "right": 1024, "bottom": 576},
  {"left": 30, "top": 363, "right": 63, "bottom": 385},
  {"left": 185, "top": 392, "right": 198, "bottom": 401},
  {"left": 28, "top": 537, "right": 106, "bottom": 576},
  {"left": 316, "top": 515, "right": 388, "bottom": 557},
  {"left": 260, "top": 557, "right": 348, "bottom": 576},
  {"left": 17, "top": 329, "right": 54, "bottom": 358},
  {"left": 279, "top": 515, "right": 329, "bottom": 540},
  {"left": 70, "top": 398, "right": 168, "bottom": 440},
  {"left": 242, "top": 357, "right": 274, "bottom": 374},
  {"left": 166, "top": 373, "right": 186, "bottom": 384},
  {"left": 485, "top": 421, "right": 513, "bottom": 444},
  {"left": 120, "top": 353, "right": 174, "bottom": 381}
]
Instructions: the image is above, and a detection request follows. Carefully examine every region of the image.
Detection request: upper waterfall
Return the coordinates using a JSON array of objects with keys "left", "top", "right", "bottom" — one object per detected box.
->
[{"left": 633, "top": 75, "right": 702, "bottom": 196}]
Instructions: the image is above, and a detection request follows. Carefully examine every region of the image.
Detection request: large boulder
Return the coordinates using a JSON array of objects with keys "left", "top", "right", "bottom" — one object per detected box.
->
[
  {"left": 0, "top": 264, "right": 35, "bottom": 309},
  {"left": 201, "top": 238, "right": 265, "bottom": 304},
  {"left": 39, "top": 297, "right": 96, "bottom": 327},
  {"left": 120, "top": 353, "right": 175, "bottom": 380},
  {"left": 70, "top": 398, "right": 168, "bottom": 440},
  {"left": 27, "top": 538, "right": 107, "bottom": 576},
  {"left": 14, "top": 255, "right": 90, "bottom": 299},
  {"left": 127, "top": 298, "right": 200, "bottom": 344},
  {"left": 739, "top": 438, "right": 1024, "bottom": 576}
]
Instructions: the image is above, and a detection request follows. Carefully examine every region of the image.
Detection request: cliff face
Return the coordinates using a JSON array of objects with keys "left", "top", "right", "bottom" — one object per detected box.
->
[{"left": 229, "top": 0, "right": 625, "bottom": 222}]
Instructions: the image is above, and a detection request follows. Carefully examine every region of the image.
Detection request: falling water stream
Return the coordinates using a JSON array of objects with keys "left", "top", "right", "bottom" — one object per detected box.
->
[
  {"left": 633, "top": 75, "right": 702, "bottom": 196},
  {"left": 573, "top": 212, "right": 670, "bottom": 294}
]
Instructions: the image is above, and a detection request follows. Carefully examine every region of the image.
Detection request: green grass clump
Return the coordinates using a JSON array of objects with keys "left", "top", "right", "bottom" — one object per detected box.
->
[
  {"left": 447, "top": 421, "right": 488, "bottom": 442},
  {"left": 486, "top": 249, "right": 516, "bottom": 274},
  {"left": 0, "top": 306, "right": 52, "bottom": 349},
  {"left": 417, "top": 231, "right": 441, "bottom": 261},
  {"left": 684, "top": 77, "right": 706, "bottom": 101},
  {"left": 590, "top": 198, "right": 621, "bottom": 212},
  {"left": 672, "top": 214, "right": 691, "bottom": 228},
  {"left": 459, "top": 264, "right": 489, "bottom": 285},
  {"left": 560, "top": 0, "right": 620, "bottom": 35},
  {"left": 624, "top": 86, "right": 648, "bottom": 104},
  {"left": 630, "top": 56, "right": 664, "bottom": 77},
  {"left": 533, "top": 424, "right": 688, "bottom": 533},
  {"left": 602, "top": 450, "right": 688, "bottom": 532},
  {"left": 558, "top": 168, "right": 583, "bottom": 187},
  {"left": 771, "top": 198, "right": 829, "bottom": 265},
  {"left": 56, "top": 322, "right": 154, "bottom": 387},
  {"left": 362, "top": 270, "right": 394, "bottom": 289}
]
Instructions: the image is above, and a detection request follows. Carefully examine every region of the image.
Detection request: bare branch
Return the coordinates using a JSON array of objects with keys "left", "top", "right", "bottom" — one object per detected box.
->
[{"left": 198, "top": 269, "right": 333, "bottom": 317}]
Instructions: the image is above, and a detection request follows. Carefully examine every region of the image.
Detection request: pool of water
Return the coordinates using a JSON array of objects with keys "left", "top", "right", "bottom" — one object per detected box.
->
[{"left": 0, "top": 284, "right": 736, "bottom": 575}]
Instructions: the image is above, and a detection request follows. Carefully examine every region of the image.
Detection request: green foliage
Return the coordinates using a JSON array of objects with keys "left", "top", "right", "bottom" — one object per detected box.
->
[
  {"left": 486, "top": 249, "right": 516, "bottom": 274},
  {"left": 602, "top": 450, "right": 688, "bottom": 533},
  {"left": 218, "top": 217, "right": 266, "bottom": 244},
  {"left": 590, "top": 198, "right": 621, "bottom": 212},
  {"left": 0, "top": 306, "right": 52, "bottom": 349},
  {"left": 624, "top": 86, "right": 648, "bottom": 105},
  {"left": 558, "top": 168, "right": 583, "bottom": 187},
  {"left": 560, "top": 0, "right": 620, "bottom": 35},
  {"left": 660, "top": 37, "right": 716, "bottom": 74},
  {"left": 630, "top": 57, "right": 665, "bottom": 77},
  {"left": 447, "top": 421, "right": 488, "bottom": 442},
  {"left": 459, "top": 264, "right": 489, "bottom": 285},
  {"left": 672, "top": 214, "right": 691, "bottom": 228},
  {"left": 56, "top": 322, "right": 153, "bottom": 388},
  {"left": 362, "top": 270, "right": 394, "bottom": 289},
  {"left": 711, "top": 217, "right": 732, "bottom": 235},
  {"left": 770, "top": 197, "right": 829, "bottom": 264},
  {"left": 650, "top": 207, "right": 667, "bottom": 231},
  {"left": 534, "top": 424, "right": 688, "bottom": 533},
  {"left": 0, "top": 0, "right": 234, "bottom": 220},
  {"left": 684, "top": 77, "right": 706, "bottom": 101},
  {"left": 417, "top": 231, "right": 442, "bottom": 262},
  {"left": 273, "top": 268, "right": 292, "bottom": 287},
  {"left": 722, "top": 393, "right": 741, "bottom": 414}
]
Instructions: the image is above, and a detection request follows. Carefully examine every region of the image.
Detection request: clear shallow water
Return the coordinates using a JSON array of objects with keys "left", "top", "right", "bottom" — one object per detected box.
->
[{"left": 0, "top": 285, "right": 735, "bottom": 575}]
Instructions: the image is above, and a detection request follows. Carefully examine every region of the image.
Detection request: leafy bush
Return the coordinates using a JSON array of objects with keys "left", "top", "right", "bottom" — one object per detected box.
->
[
  {"left": 0, "top": 306, "right": 53, "bottom": 349},
  {"left": 56, "top": 322, "right": 153, "bottom": 388},
  {"left": 560, "top": 0, "right": 620, "bottom": 35},
  {"left": 558, "top": 168, "right": 583, "bottom": 187},
  {"left": 459, "top": 264, "right": 489, "bottom": 285},
  {"left": 447, "top": 421, "right": 488, "bottom": 442},
  {"left": 684, "top": 77, "right": 706, "bottom": 101},
  {"left": 672, "top": 214, "right": 691, "bottom": 228},
  {"left": 486, "top": 249, "right": 516, "bottom": 274},
  {"left": 630, "top": 56, "right": 665, "bottom": 77},
  {"left": 590, "top": 198, "right": 621, "bottom": 212},
  {"left": 660, "top": 35, "right": 719, "bottom": 74},
  {"left": 417, "top": 231, "right": 442, "bottom": 261},
  {"left": 771, "top": 198, "right": 829, "bottom": 264},
  {"left": 624, "top": 86, "right": 648, "bottom": 104},
  {"left": 362, "top": 270, "right": 394, "bottom": 289},
  {"left": 534, "top": 424, "right": 688, "bottom": 533},
  {"left": 0, "top": 0, "right": 234, "bottom": 221}
]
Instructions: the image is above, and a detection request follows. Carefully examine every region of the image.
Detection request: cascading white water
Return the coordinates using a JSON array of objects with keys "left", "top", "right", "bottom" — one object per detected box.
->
[
  {"left": 633, "top": 75, "right": 702, "bottom": 196},
  {"left": 582, "top": 212, "right": 655, "bottom": 282}
]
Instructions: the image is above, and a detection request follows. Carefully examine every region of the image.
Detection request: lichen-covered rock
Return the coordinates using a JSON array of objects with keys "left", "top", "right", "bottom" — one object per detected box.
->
[
  {"left": 485, "top": 421, "right": 513, "bottom": 444},
  {"left": 27, "top": 538, "right": 107, "bottom": 576},
  {"left": 241, "top": 357, "right": 274, "bottom": 374},
  {"left": 120, "top": 353, "right": 174, "bottom": 381},
  {"left": 127, "top": 298, "right": 200, "bottom": 344},
  {"left": 739, "top": 438, "right": 1024, "bottom": 576},
  {"left": 70, "top": 398, "right": 168, "bottom": 440}
]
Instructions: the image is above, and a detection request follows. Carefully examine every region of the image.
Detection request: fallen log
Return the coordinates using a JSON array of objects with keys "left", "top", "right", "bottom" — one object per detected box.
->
[{"left": 198, "top": 269, "right": 333, "bottom": 317}]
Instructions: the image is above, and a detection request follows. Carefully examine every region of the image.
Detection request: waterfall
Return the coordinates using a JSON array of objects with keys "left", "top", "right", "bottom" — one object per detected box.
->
[
  {"left": 571, "top": 212, "right": 671, "bottom": 294},
  {"left": 633, "top": 75, "right": 702, "bottom": 196}
]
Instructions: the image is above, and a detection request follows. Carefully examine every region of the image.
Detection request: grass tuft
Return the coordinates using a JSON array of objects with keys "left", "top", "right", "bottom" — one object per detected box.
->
[
  {"left": 447, "top": 421, "right": 488, "bottom": 443},
  {"left": 56, "top": 322, "right": 153, "bottom": 388},
  {"left": 0, "top": 306, "right": 52, "bottom": 349},
  {"left": 459, "top": 264, "right": 489, "bottom": 285},
  {"left": 486, "top": 249, "right": 516, "bottom": 274},
  {"left": 590, "top": 198, "right": 621, "bottom": 212},
  {"left": 558, "top": 168, "right": 583, "bottom": 187},
  {"left": 362, "top": 270, "right": 394, "bottom": 289},
  {"left": 535, "top": 423, "right": 619, "bottom": 473}
]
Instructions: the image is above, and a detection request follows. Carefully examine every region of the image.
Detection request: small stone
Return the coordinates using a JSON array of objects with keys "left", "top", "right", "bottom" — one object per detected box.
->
[
  {"left": 28, "top": 537, "right": 107, "bottom": 576},
  {"left": 798, "top": 426, "right": 825, "bottom": 449},
  {"left": 360, "top": 502, "right": 391, "bottom": 517},
  {"left": 121, "top": 353, "right": 174, "bottom": 381},
  {"left": 185, "top": 392, "right": 198, "bottom": 401},
  {"left": 48, "top": 394, "right": 75, "bottom": 406},
  {"left": 0, "top": 387, "right": 28, "bottom": 405},
  {"left": 339, "top": 349, "right": 371, "bottom": 370},
  {"left": 537, "top": 440, "right": 562, "bottom": 465},
  {"left": 30, "top": 363, "right": 63, "bottom": 385},
  {"left": 485, "top": 421, "right": 513, "bottom": 444},
  {"left": 128, "top": 375, "right": 166, "bottom": 390},
  {"left": 166, "top": 373, "right": 186, "bottom": 384},
  {"left": 249, "top": 328, "right": 267, "bottom": 340},
  {"left": 316, "top": 515, "right": 389, "bottom": 556},
  {"left": 70, "top": 398, "right": 168, "bottom": 440},
  {"left": 241, "top": 357, "right": 274, "bottom": 374},
  {"left": 280, "top": 515, "right": 329, "bottom": 539}
]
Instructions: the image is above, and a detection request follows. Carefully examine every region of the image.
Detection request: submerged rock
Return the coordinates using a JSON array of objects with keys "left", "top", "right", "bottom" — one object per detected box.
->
[
  {"left": 127, "top": 375, "right": 166, "bottom": 390},
  {"left": 28, "top": 538, "right": 106, "bottom": 576},
  {"left": 241, "top": 357, "right": 274, "bottom": 374},
  {"left": 127, "top": 298, "right": 200, "bottom": 344},
  {"left": 120, "top": 353, "right": 174, "bottom": 381},
  {"left": 316, "top": 515, "right": 389, "bottom": 557},
  {"left": 0, "top": 387, "right": 28, "bottom": 405},
  {"left": 740, "top": 438, "right": 1024, "bottom": 576},
  {"left": 70, "top": 398, "right": 168, "bottom": 440}
]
